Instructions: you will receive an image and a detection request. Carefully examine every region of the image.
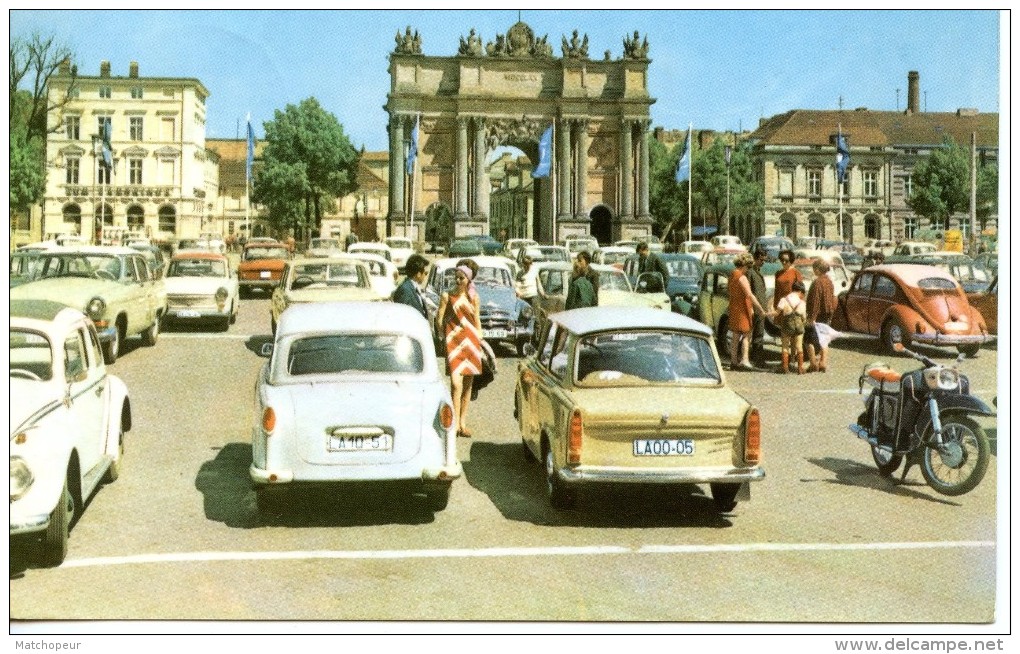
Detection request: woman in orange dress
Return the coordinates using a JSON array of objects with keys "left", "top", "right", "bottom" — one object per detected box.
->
[
  {"left": 437, "top": 265, "right": 483, "bottom": 437},
  {"left": 728, "top": 253, "right": 767, "bottom": 370},
  {"left": 772, "top": 249, "right": 804, "bottom": 310}
]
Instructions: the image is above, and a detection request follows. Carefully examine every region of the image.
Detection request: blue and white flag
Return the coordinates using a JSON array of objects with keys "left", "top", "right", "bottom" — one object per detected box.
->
[
  {"left": 246, "top": 116, "right": 256, "bottom": 181},
  {"left": 675, "top": 129, "right": 691, "bottom": 183},
  {"left": 532, "top": 125, "right": 553, "bottom": 178},
  {"left": 836, "top": 130, "right": 850, "bottom": 183},
  {"left": 100, "top": 119, "right": 113, "bottom": 169},
  {"left": 406, "top": 114, "right": 419, "bottom": 176}
]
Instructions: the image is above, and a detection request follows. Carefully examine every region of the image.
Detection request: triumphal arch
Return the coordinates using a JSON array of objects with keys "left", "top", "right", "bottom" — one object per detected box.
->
[{"left": 385, "top": 21, "right": 655, "bottom": 245}]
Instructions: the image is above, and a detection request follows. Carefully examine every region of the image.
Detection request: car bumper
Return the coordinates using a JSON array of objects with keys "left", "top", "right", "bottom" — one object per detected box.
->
[
  {"left": 94, "top": 324, "right": 119, "bottom": 344},
  {"left": 249, "top": 461, "right": 462, "bottom": 485},
  {"left": 10, "top": 513, "right": 50, "bottom": 535},
  {"left": 239, "top": 279, "right": 279, "bottom": 291},
  {"left": 165, "top": 306, "right": 230, "bottom": 320},
  {"left": 556, "top": 465, "right": 765, "bottom": 486},
  {"left": 911, "top": 333, "right": 994, "bottom": 346},
  {"left": 482, "top": 325, "right": 533, "bottom": 344}
]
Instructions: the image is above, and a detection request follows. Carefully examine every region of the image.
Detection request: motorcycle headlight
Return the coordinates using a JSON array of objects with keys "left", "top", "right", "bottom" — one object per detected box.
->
[
  {"left": 10, "top": 456, "right": 34, "bottom": 501},
  {"left": 85, "top": 297, "right": 106, "bottom": 320},
  {"left": 924, "top": 368, "right": 960, "bottom": 390}
]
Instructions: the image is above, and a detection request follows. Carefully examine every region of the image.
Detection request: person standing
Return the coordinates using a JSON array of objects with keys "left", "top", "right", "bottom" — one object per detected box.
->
[
  {"left": 804, "top": 258, "right": 838, "bottom": 372},
  {"left": 772, "top": 249, "right": 804, "bottom": 311},
  {"left": 391, "top": 253, "right": 430, "bottom": 320},
  {"left": 436, "top": 265, "right": 483, "bottom": 438},
  {"left": 775, "top": 280, "right": 808, "bottom": 374},
  {"left": 747, "top": 247, "right": 769, "bottom": 368},
  {"left": 565, "top": 250, "right": 598, "bottom": 310},
  {"left": 635, "top": 241, "right": 670, "bottom": 290},
  {"left": 727, "top": 253, "right": 768, "bottom": 371},
  {"left": 515, "top": 255, "right": 539, "bottom": 310}
]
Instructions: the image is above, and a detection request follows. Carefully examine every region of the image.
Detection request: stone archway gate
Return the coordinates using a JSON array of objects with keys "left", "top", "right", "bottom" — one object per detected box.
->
[{"left": 385, "top": 21, "right": 656, "bottom": 244}]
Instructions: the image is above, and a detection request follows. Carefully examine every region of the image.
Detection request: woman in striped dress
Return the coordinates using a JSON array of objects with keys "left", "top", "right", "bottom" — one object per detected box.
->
[{"left": 437, "top": 265, "right": 483, "bottom": 437}]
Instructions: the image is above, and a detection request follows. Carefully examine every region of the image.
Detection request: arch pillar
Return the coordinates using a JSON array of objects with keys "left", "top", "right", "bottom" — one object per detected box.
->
[
  {"left": 637, "top": 119, "right": 651, "bottom": 220},
  {"left": 455, "top": 117, "right": 470, "bottom": 220},
  {"left": 619, "top": 119, "right": 634, "bottom": 221},
  {"left": 557, "top": 117, "right": 572, "bottom": 226},
  {"left": 574, "top": 120, "right": 589, "bottom": 220},
  {"left": 473, "top": 117, "right": 488, "bottom": 220},
  {"left": 387, "top": 115, "right": 406, "bottom": 225}
]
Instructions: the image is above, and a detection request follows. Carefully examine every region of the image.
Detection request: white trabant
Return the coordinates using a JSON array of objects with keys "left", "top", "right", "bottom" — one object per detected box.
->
[
  {"left": 348, "top": 251, "right": 400, "bottom": 299},
  {"left": 269, "top": 256, "right": 381, "bottom": 333},
  {"left": 10, "top": 300, "right": 130, "bottom": 567},
  {"left": 384, "top": 236, "right": 415, "bottom": 272},
  {"left": 250, "top": 302, "right": 462, "bottom": 513},
  {"left": 347, "top": 241, "right": 393, "bottom": 262},
  {"left": 163, "top": 252, "right": 240, "bottom": 331}
]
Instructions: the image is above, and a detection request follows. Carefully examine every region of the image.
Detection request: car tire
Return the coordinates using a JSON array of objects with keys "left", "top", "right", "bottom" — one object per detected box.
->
[
  {"left": 229, "top": 303, "right": 238, "bottom": 325},
  {"left": 424, "top": 485, "right": 451, "bottom": 512},
  {"left": 218, "top": 315, "right": 231, "bottom": 332},
  {"left": 37, "top": 478, "right": 72, "bottom": 567},
  {"left": 710, "top": 483, "right": 740, "bottom": 512},
  {"left": 102, "top": 328, "right": 120, "bottom": 364},
  {"left": 102, "top": 421, "right": 125, "bottom": 484},
  {"left": 140, "top": 317, "right": 159, "bottom": 347},
  {"left": 545, "top": 448, "right": 576, "bottom": 510},
  {"left": 881, "top": 319, "right": 909, "bottom": 354},
  {"left": 516, "top": 338, "right": 528, "bottom": 357}
]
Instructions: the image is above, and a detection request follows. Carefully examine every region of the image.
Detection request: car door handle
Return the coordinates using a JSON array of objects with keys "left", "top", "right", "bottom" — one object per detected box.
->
[{"left": 95, "top": 384, "right": 105, "bottom": 397}]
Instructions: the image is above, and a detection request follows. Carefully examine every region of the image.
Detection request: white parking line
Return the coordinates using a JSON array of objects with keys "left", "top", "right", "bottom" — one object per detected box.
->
[{"left": 59, "top": 540, "right": 995, "bottom": 570}]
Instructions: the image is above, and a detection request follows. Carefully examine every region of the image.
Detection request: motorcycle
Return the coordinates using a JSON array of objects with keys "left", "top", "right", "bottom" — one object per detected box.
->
[{"left": 848, "top": 342, "right": 993, "bottom": 496}]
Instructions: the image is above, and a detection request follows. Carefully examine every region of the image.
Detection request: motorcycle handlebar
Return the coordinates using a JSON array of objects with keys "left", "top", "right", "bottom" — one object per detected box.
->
[{"left": 893, "top": 342, "right": 939, "bottom": 368}]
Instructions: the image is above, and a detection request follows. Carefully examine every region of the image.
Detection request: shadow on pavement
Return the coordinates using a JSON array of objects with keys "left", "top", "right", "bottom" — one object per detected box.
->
[
  {"left": 463, "top": 441, "right": 735, "bottom": 529},
  {"left": 805, "top": 456, "right": 961, "bottom": 506},
  {"left": 196, "top": 443, "right": 435, "bottom": 529}
]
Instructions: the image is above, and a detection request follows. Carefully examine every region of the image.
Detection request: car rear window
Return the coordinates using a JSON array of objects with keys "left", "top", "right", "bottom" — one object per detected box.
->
[
  {"left": 287, "top": 334, "right": 423, "bottom": 376},
  {"left": 246, "top": 247, "right": 289, "bottom": 260},
  {"left": 169, "top": 259, "right": 226, "bottom": 277},
  {"left": 575, "top": 330, "right": 720, "bottom": 386},
  {"left": 10, "top": 329, "right": 53, "bottom": 381},
  {"left": 917, "top": 277, "right": 958, "bottom": 291}
]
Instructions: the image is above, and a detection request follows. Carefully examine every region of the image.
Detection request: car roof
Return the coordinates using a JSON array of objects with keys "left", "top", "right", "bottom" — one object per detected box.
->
[
  {"left": 862, "top": 264, "right": 959, "bottom": 286},
  {"left": 53, "top": 245, "right": 138, "bottom": 255},
  {"left": 659, "top": 253, "right": 702, "bottom": 262},
  {"left": 550, "top": 306, "right": 712, "bottom": 337},
  {"left": 171, "top": 252, "right": 227, "bottom": 261},
  {"left": 347, "top": 252, "right": 394, "bottom": 266},
  {"left": 433, "top": 255, "right": 513, "bottom": 270},
  {"left": 244, "top": 241, "right": 288, "bottom": 248},
  {"left": 277, "top": 301, "right": 433, "bottom": 342},
  {"left": 10, "top": 299, "right": 82, "bottom": 325}
]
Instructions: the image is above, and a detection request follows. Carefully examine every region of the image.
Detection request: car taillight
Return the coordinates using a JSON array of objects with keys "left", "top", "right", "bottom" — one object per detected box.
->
[
  {"left": 439, "top": 403, "right": 454, "bottom": 430},
  {"left": 568, "top": 409, "right": 583, "bottom": 464},
  {"left": 262, "top": 407, "right": 276, "bottom": 433},
  {"left": 744, "top": 408, "right": 761, "bottom": 465}
]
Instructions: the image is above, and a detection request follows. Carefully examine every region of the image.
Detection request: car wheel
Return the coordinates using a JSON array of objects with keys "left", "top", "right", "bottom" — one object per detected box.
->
[
  {"left": 239, "top": 287, "right": 249, "bottom": 300},
  {"left": 424, "top": 485, "right": 451, "bottom": 512},
  {"left": 709, "top": 483, "right": 740, "bottom": 513},
  {"left": 957, "top": 344, "right": 980, "bottom": 358},
  {"left": 545, "top": 448, "right": 576, "bottom": 510},
  {"left": 102, "top": 421, "right": 125, "bottom": 483},
  {"left": 140, "top": 317, "right": 159, "bottom": 346},
  {"left": 37, "top": 478, "right": 72, "bottom": 567},
  {"left": 881, "top": 319, "right": 908, "bottom": 354},
  {"left": 102, "top": 328, "right": 120, "bottom": 364},
  {"left": 516, "top": 338, "right": 528, "bottom": 357},
  {"left": 255, "top": 486, "right": 287, "bottom": 514},
  {"left": 229, "top": 303, "right": 238, "bottom": 324},
  {"left": 218, "top": 315, "right": 231, "bottom": 332}
]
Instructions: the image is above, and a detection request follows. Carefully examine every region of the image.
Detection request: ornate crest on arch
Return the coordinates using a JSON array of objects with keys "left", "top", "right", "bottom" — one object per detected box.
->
[{"left": 484, "top": 117, "right": 542, "bottom": 153}]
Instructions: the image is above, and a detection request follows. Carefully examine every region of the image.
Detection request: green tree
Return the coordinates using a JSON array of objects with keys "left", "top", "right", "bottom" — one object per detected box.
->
[
  {"left": 10, "top": 126, "right": 47, "bottom": 211},
  {"left": 975, "top": 163, "right": 997, "bottom": 227},
  {"left": 907, "top": 137, "right": 970, "bottom": 225},
  {"left": 251, "top": 98, "right": 359, "bottom": 239},
  {"left": 648, "top": 137, "right": 684, "bottom": 235}
]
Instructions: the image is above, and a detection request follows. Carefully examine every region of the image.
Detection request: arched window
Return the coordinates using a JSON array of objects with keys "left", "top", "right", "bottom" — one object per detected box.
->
[
  {"left": 864, "top": 214, "right": 881, "bottom": 240},
  {"left": 808, "top": 213, "right": 825, "bottom": 238},
  {"left": 127, "top": 204, "right": 145, "bottom": 231},
  {"left": 840, "top": 215, "right": 854, "bottom": 242},
  {"left": 98, "top": 202, "right": 114, "bottom": 226},
  {"left": 780, "top": 213, "right": 797, "bottom": 241},
  {"left": 63, "top": 203, "right": 82, "bottom": 234},
  {"left": 158, "top": 205, "right": 177, "bottom": 235}
]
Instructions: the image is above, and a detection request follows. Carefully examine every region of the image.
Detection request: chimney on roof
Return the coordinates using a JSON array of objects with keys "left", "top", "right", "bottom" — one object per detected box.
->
[
  {"left": 129, "top": 61, "right": 139, "bottom": 78},
  {"left": 907, "top": 71, "right": 920, "bottom": 114},
  {"left": 957, "top": 108, "right": 979, "bottom": 117},
  {"left": 100, "top": 60, "right": 111, "bottom": 77},
  {"left": 59, "top": 58, "right": 71, "bottom": 75}
]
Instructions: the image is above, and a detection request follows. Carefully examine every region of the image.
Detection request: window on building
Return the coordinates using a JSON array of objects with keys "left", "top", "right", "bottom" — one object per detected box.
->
[
  {"left": 809, "top": 215, "right": 825, "bottom": 238},
  {"left": 63, "top": 204, "right": 82, "bottom": 233},
  {"left": 958, "top": 217, "right": 970, "bottom": 239},
  {"left": 97, "top": 116, "right": 112, "bottom": 138},
  {"left": 777, "top": 169, "right": 793, "bottom": 197},
  {"left": 863, "top": 170, "right": 878, "bottom": 197},
  {"left": 158, "top": 158, "right": 176, "bottom": 185},
  {"left": 129, "top": 158, "right": 143, "bottom": 185},
  {"left": 929, "top": 217, "right": 946, "bottom": 232},
  {"left": 65, "top": 157, "right": 80, "bottom": 184},
  {"left": 130, "top": 116, "right": 143, "bottom": 141},
  {"left": 131, "top": 86, "right": 144, "bottom": 99},
  {"left": 99, "top": 86, "right": 111, "bottom": 99},
  {"left": 127, "top": 205, "right": 145, "bottom": 230},
  {"left": 158, "top": 205, "right": 177, "bottom": 235},
  {"left": 807, "top": 170, "right": 822, "bottom": 197},
  {"left": 160, "top": 117, "right": 176, "bottom": 141},
  {"left": 865, "top": 215, "right": 881, "bottom": 240},
  {"left": 65, "top": 116, "right": 80, "bottom": 140},
  {"left": 903, "top": 174, "right": 913, "bottom": 198},
  {"left": 903, "top": 216, "right": 918, "bottom": 239},
  {"left": 98, "top": 165, "right": 111, "bottom": 185},
  {"left": 840, "top": 179, "right": 850, "bottom": 198}
]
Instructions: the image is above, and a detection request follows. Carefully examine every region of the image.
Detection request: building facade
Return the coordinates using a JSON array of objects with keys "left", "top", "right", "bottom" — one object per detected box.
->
[
  {"left": 43, "top": 60, "right": 214, "bottom": 244},
  {"left": 745, "top": 72, "right": 998, "bottom": 246}
]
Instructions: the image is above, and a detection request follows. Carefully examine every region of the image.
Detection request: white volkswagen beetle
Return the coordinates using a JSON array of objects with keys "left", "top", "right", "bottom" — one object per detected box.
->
[
  {"left": 250, "top": 302, "right": 462, "bottom": 513},
  {"left": 10, "top": 300, "right": 130, "bottom": 567}
]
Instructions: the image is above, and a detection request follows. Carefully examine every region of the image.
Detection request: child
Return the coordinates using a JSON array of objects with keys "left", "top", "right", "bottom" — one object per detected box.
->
[{"left": 775, "top": 280, "right": 807, "bottom": 374}]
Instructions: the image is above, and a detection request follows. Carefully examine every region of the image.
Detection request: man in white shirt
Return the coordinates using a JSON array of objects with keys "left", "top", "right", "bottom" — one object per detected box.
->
[{"left": 515, "top": 256, "right": 539, "bottom": 309}]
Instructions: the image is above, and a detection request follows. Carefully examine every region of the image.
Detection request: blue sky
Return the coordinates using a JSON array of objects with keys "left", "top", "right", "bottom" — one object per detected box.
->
[{"left": 11, "top": 9, "right": 1002, "bottom": 151}]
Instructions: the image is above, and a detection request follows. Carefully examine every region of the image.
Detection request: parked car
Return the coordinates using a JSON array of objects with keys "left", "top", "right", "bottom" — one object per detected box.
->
[
  {"left": 563, "top": 236, "right": 599, "bottom": 255},
  {"left": 592, "top": 246, "right": 635, "bottom": 269},
  {"left": 250, "top": 302, "right": 462, "bottom": 514},
  {"left": 347, "top": 241, "right": 393, "bottom": 262},
  {"left": 347, "top": 251, "right": 400, "bottom": 299},
  {"left": 748, "top": 235, "right": 795, "bottom": 261},
  {"left": 198, "top": 233, "right": 227, "bottom": 254},
  {"left": 699, "top": 247, "right": 745, "bottom": 268},
  {"left": 10, "top": 248, "right": 50, "bottom": 288},
  {"left": 621, "top": 253, "right": 703, "bottom": 314},
  {"left": 384, "top": 236, "right": 415, "bottom": 272},
  {"left": 502, "top": 238, "right": 538, "bottom": 261},
  {"left": 680, "top": 240, "right": 713, "bottom": 255},
  {"left": 162, "top": 252, "right": 240, "bottom": 331},
  {"left": 891, "top": 241, "right": 937, "bottom": 257},
  {"left": 884, "top": 253, "right": 991, "bottom": 294},
  {"left": 517, "top": 245, "right": 570, "bottom": 267},
  {"left": 792, "top": 257, "right": 852, "bottom": 296},
  {"left": 422, "top": 256, "right": 535, "bottom": 356},
  {"left": 515, "top": 307, "right": 764, "bottom": 511},
  {"left": 10, "top": 300, "right": 130, "bottom": 566},
  {"left": 816, "top": 240, "right": 863, "bottom": 269},
  {"left": 695, "top": 261, "right": 783, "bottom": 353},
  {"left": 238, "top": 242, "right": 291, "bottom": 298},
  {"left": 10, "top": 246, "right": 165, "bottom": 363},
  {"left": 830, "top": 264, "right": 993, "bottom": 356},
  {"left": 129, "top": 243, "right": 167, "bottom": 280},
  {"left": 466, "top": 234, "right": 503, "bottom": 255},
  {"left": 971, "top": 252, "right": 998, "bottom": 278},
  {"left": 269, "top": 257, "right": 380, "bottom": 333},
  {"left": 860, "top": 238, "right": 897, "bottom": 258},
  {"left": 710, "top": 235, "right": 745, "bottom": 250},
  {"left": 636, "top": 235, "right": 665, "bottom": 253},
  {"left": 531, "top": 262, "right": 670, "bottom": 328},
  {"left": 447, "top": 237, "right": 484, "bottom": 258},
  {"left": 966, "top": 276, "right": 997, "bottom": 335},
  {"left": 306, "top": 238, "right": 344, "bottom": 259}
]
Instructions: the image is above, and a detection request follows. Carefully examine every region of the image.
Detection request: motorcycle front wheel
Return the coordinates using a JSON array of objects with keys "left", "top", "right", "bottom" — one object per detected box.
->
[{"left": 921, "top": 415, "right": 990, "bottom": 496}]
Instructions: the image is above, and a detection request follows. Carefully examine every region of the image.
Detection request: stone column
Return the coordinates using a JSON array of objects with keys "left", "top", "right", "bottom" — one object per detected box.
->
[
  {"left": 619, "top": 119, "right": 633, "bottom": 220},
  {"left": 637, "top": 120, "right": 651, "bottom": 220},
  {"left": 455, "top": 117, "right": 470, "bottom": 220},
  {"left": 575, "top": 120, "right": 589, "bottom": 220},
  {"left": 388, "top": 115, "right": 406, "bottom": 223},
  {"left": 557, "top": 118, "right": 572, "bottom": 226},
  {"left": 473, "top": 117, "right": 488, "bottom": 220}
]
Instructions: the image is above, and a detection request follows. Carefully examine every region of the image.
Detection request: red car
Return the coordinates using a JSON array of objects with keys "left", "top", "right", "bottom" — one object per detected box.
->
[
  {"left": 831, "top": 264, "right": 992, "bottom": 357},
  {"left": 238, "top": 242, "right": 290, "bottom": 298},
  {"left": 966, "top": 276, "right": 998, "bottom": 335}
]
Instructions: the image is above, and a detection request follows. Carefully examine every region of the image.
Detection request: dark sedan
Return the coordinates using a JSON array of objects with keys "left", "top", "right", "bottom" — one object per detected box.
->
[{"left": 623, "top": 253, "right": 703, "bottom": 314}]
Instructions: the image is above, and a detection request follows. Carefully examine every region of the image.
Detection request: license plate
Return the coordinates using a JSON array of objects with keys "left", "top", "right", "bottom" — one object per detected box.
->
[
  {"left": 260, "top": 271, "right": 271, "bottom": 279},
  {"left": 327, "top": 433, "right": 393, "bottom": 452},
  {"left": 174, "top": 309, "right": 201, "bottom": 318},
  {"left": 633, "top": 439, "right": 695, "bottom": 456},
  {"left": 484, "top": 329, "right": 508, "bottom": 339}
]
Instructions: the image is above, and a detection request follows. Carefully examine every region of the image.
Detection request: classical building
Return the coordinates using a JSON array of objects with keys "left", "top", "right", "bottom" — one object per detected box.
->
[
  {"left": 488, "top": 152, "right": 536, "bottom": 241},
  {"left": 385, "top": 21, "right": 656, "bottom": 246},
  {"left": 745, "top": 71, "right": 998, "bottom": 245},
  {"left": 43, "top": 60, "right": 215, "bottom": 244}
]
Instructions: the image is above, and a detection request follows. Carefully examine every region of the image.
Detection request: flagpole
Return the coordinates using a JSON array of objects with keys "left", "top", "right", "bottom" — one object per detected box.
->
[
  {"left": 245, "top": 113, "right": 251, "bottom": 241},
  {"left": 838, "top": 123, "right": 843, "bottom": 240},
  {"left": 550, "top": 121, "right": 557, "bottom": 244},
  {"left": 687, "top": 123, "right": 692, "bottom": 243},
  {"left": 410, "top": 113, "right": 420, "bottom": 243}
]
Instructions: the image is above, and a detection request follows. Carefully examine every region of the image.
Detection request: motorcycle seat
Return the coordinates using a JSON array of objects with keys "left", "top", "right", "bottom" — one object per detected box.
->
[{"left": 867, "top": 367, "right": 902, "bottom": 384}]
